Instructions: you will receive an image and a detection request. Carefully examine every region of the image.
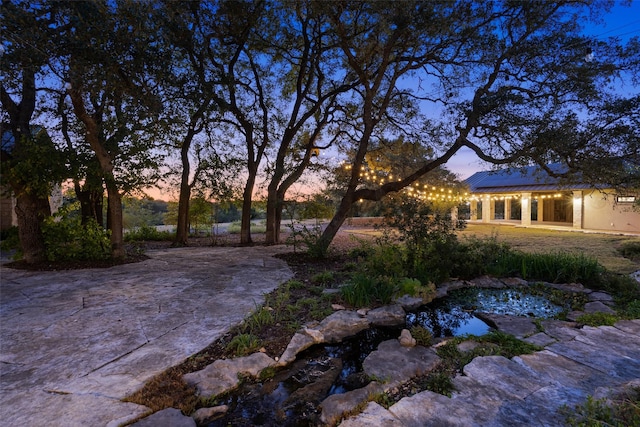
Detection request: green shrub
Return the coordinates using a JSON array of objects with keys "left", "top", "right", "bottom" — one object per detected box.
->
[
  {"left": 576, "top": 312, "right": 620, "bottom": 327},
  {"left": 489, "top": 250, "right": 603, "bottom": 286},
  {"left": 42, "top": 213, "right": 111, "bottom": 261},
  {"left": 226, "top": 333, "right": 261, "bottom": 357},
  {"left": 341, "top": 272, "right": 398, "bottom": 307},
  {"left": 0, "top": 226, "right": 21, "bottom": 258},
  {"left": 563, "top": 389, "right": 640, "bottom": 427},
  {"left": 311, "top": 271, "right": 334, "bottom": 285},
  {"left": 124, "top": 225, "right": 173, "bottom": 242},
  {"left": 619, "top": 241, "right": 640, "bottom": 261},
  {"left": 410, "top": 326, "right": 433, "bottom": 347},
  {"left": 623, "top": 300, "right": 640, "bottom": 319}
]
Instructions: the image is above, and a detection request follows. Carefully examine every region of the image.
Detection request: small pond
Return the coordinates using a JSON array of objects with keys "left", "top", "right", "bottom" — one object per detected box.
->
[
  {"left": 207, "top": 287, "right": 564, "bottom": 426},
  {"left": 407, "top": 287, "right": 564, "bottom": 338}
]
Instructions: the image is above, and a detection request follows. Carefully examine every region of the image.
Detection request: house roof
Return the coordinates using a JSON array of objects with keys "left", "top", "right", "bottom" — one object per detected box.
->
[{"left": 465, "top": 164, "right": 593, "bottom": 194}]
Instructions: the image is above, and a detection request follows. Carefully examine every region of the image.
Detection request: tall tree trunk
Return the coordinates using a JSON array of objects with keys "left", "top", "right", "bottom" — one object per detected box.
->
[
  {"left": 240, "top": 173, "right": 256, "bottom": 245},
  {"left": 105, "top": 179, "right": 125, "bottom": 259},
  {"left": 265, "top": 184, "right": 279, "bottom": 244},
  {"left": 68, "top": 86, "right": 125, "bottom": 259},
  {"left": 13, "top": 192, "right": 51, "bottom": 264},
  {"left": 174, "top": 140, "right": 192, "bottom": 246},
  {"left": 316, "top": 190, "right": 353, "bottom": 255},
  {"left": 1, "top": 70, "right": 52, "bottom": 264}
]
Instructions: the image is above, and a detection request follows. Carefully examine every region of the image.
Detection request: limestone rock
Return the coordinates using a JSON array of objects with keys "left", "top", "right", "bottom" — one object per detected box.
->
[
  {"left": 316, "top": 310, "right": 371, "bottom": 343},
  {"left": 524, "top": 332, "right": 557, "bottom": 347},
  {"left": 363, "top": 339, "right": 440, "bottom": 387},
  {"left": 356, "top": 308, "right": 370, "bottom": 317},
  {"left": 583, "top": 301, "right": 616, "bottom": 314},
  {"left": 398, "top": 329, "right": 416, "bottom": 347},
  {"left": 332, "top": 304, "right": 346, "bottom": 311},
  {"left": 183, "top": 352, "right": 275, "bottom": 398},
  {"left": 192, "top": 406, "right": 228, "bottom": 426},
  {"left": 469, "top": 276, "right": 504, "bottom": 288},
  {"left": 475, "top": 312, "right": 538, "bottom": 338},
  {"left": 283, "top": 357, "right": 342, "bottom": 409},
  {"left": 588, "top": 291, "right": 614, "bottom": 303},
  {"left": 130, "top": 408, "right": 196, "bottom": 427},
  {"left": 500, "top": 277, "right": 528, "bottom": 287},
  {"left": 277, "top": 332, "right": 317, "bottom": 366},
  {"left": 338, "top": 401, "right": 404, "bottom": 427},
  {"left": 320, "top": 382, "right": 384, "bottom": 425},
  {"left": 456, "top": 340, "right": 480, "bottom": 353},
  {"left": 366, "top": 305, "right": 406, "bottom": 327},
  {"left": 394, "top": 294, "right": 424, "bottom": 311}
]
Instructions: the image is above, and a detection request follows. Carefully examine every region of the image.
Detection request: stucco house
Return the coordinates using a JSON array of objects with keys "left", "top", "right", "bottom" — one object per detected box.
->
[{"left": 465, "top": 164, "right": 640, "bottom": 234}]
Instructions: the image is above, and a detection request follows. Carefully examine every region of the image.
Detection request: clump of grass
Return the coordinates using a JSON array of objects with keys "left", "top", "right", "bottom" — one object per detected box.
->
[
  {"left": 562, "top": 387, "right": 640, "bottom": 426},
  {"left": 226, "top": 333, "right": 261, "bottom": 356},
  {"left": 340, "top": 273, "right": 398, "bottom": 307},
  {"left": 124, "top": 225, "right": 174, "bottom": 242},
  {"left": 311, "top": 271, "right": 334, "bottom": 285},
  {"left": 618, "top": 241, "right": 640, "bottom": 262},
  {"left": 410, "top": 326, "right": 433, "bottom": 347},
  {"left": 576, "top": 312, "right": 620, "bottom": 327},
  {"left": 490, "top": 250, "right": 603, "bottom": 286}
]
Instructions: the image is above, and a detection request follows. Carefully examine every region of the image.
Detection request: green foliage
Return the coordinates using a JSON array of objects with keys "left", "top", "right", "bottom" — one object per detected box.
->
[
  {"left": 563, "top": 389, "right": 640, "bottom": 427},
  {"left": 285, "top": 223, "right": 328, "bottom": 258},
  {"left": 341, "top": 272, "right": 397, "bottom": 307},
  {"left": 244, "top": 306, "right": 275, "bottom": 332},
  {"left": 618, "top": 241, "right": 640, "bottom": 261},
  {"left": 576, "top": 312, "right": 620, "bottom": 327},
  {"left": 122, "top": 197, "right": 168, "bottom": 228},
  {"left": 311, "top": 271, "right": 334, "bottom": 285},
  {"left": 124, "top": 225, "right": 174, "bottom": 242},
  {"left": 227, "top": 221, "right": 267, "bottom": 234},
  {"left": 0, "top": 226, "right": 20, "bottom": 255},
  {"left": 41, "top": 205, "right": 111, "bottom": 261},
  {"left": 476, "top": 331, "right": 541, "bottom": 358},
  {"left": 623, "top": 300, "right": 640, "bottom": 319},
  {"left": 417, "top": 371, "right": 455, "bottom": 397},
  {"left": 410, "top": 326, "right": 433, "bottom": 347},
  {"left": 225, "top": 334, "right": 261, "bottom": 357},
  {"left": 490, "top": 251, "right": 603, "bottom": 285}
]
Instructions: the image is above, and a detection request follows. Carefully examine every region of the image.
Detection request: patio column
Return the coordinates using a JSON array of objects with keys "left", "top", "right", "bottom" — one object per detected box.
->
[
  {"left": 504, "top": 197, "right": 511, "bottom": 220},
  {"left": 537, "top": 197, "right": 544, "bottom": 223},
  {"left": 482, "top": 194, "right": 491, "bottom": 223},
  {"left": 520, "top": 192, "right": 532, "bottom": 226},
  {"left": 572, "top": 190, "right": 583, "bottom": 229}
]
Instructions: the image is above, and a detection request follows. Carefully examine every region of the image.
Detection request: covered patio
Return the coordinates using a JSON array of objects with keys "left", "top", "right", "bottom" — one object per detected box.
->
[{"left": 465, "top": 165, "right": 640, "bottom": 233}]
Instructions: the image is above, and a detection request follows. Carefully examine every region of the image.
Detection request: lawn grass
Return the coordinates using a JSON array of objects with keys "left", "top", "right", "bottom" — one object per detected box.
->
[{"left": 457, "top": 224, "right": 640, "bottom": 275}]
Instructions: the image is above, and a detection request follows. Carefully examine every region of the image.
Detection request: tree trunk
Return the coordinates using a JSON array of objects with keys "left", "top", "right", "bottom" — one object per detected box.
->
[
  {"left": 68, "top": 86, "right": 125, "bottom": 259},
  {"left": 105, "top": 180, "right": 125, "bottom": 259},
  {"left": 174, "top": 139, "right": 192, "bottom": 246},
  {"left": 316, "top": 192, "right": 353, "bottom": 255},
  {"left": 174, "top": 183, "right": 191, "bottom": 246},
  {"left": 265, "top": 184, "right": 279, "bottom": 244},
  {"left": 14, "top": 192, "right": 51, "bottom": 264},
  {"left": 240, "top": 173, "right": 255, "bottom": 245}
]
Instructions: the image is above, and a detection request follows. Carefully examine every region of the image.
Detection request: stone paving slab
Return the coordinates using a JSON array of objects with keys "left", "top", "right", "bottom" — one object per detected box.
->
[
  {"left": 341, "top": 319, "right": 640, "bottom": 426},
  {"left": 0, "top": 246, "right": 293, "bottom": 427}
]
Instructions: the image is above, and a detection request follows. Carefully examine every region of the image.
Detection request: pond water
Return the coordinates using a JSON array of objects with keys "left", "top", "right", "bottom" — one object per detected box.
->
[
  {"left": 407, "top": 287, "right": 564, "bottom": 338},
  {"left": 207, "top": 287, "right": 564, "bottom": 426}
]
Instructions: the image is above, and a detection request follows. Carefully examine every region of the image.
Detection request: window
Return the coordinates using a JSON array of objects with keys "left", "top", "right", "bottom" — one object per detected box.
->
[{"left": 616, "top": 196, "right": 636, "bottom": 203}]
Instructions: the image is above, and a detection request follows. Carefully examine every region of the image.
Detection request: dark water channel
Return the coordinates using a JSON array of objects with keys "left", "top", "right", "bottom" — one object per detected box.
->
[{"left": 207, "top": 288, "right": 563, "bottom": 426}]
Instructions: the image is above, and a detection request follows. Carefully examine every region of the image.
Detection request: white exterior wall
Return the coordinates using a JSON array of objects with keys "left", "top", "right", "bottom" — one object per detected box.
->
[{"left": 582, "top": 190, "right": 640, "bottom": 233}]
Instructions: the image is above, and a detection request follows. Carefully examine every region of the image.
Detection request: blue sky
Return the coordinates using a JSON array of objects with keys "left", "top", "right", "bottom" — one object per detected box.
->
[{"left": 449, "top": 0, "right": 640, "bottom": 179}]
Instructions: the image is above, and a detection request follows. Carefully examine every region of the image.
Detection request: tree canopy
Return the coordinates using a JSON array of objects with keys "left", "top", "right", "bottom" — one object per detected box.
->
[{"left": 1, "top": 0, "right": 638, "bottom": 260}]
